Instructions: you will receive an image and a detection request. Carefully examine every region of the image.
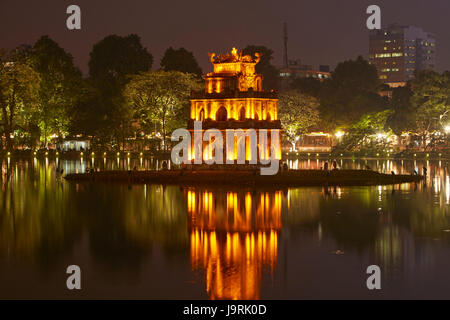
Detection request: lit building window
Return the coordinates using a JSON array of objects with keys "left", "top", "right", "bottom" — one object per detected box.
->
[{"left": 375, "top": 53, "right": 391, "bottom": 58}]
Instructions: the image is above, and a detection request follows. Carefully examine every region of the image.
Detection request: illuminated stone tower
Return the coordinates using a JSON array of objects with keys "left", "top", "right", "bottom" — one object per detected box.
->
[{"left": 189, "top": 48, "right": 281, "bottom": 164}]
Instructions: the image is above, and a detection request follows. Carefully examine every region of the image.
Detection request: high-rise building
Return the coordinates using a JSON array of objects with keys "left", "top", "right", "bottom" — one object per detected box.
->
[{"left": 369, "top": 24, "right": 436, "bottom": 87}]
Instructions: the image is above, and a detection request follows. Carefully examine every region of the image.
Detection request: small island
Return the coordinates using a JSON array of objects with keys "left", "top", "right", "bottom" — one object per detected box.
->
[{"left": 64, "top": 169, "right": 424, "bottom": 187}]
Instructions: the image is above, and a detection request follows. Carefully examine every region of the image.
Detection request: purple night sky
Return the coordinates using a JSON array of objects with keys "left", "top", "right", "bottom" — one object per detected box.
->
[{"left": 1, "top": 0, "right": 449, "bottom": 74}]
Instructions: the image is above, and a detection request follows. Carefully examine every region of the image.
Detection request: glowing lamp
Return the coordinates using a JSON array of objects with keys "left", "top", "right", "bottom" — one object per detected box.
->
[{"left": 335, "top": 131, "right": 344, "bottom": 138}]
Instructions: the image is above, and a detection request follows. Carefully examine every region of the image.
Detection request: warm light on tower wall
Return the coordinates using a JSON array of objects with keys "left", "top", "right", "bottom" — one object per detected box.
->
[{"left": 188, "top": 48, "right": 281, "bottom": 163}]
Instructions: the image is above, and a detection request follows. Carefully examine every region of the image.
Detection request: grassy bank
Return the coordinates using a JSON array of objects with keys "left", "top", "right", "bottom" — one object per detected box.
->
[{"left": 64, "top": 169, "right": 424, "bottom": 187}]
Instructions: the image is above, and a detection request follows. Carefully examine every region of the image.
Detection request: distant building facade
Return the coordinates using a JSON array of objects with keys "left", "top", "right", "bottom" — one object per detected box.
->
[
  {"left": 369, "top": 24, "right": 436, "bottom": 87},
  {"left": 279, "top": 59, "right": 331, "bottom": 81}
]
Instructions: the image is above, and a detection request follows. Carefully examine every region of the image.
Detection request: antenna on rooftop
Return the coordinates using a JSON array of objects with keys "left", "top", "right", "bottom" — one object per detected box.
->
[{"left": 283, "top": 22, "right": 288, "bottom": 68}]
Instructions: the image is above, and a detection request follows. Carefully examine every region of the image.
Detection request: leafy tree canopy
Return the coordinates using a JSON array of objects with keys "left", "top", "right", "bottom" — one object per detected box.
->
[
  {"left": 89, "top": 34, "right": 153, "bottom": 92},
  {"left": 336, "top": 109, "right": 394, "bottom": 152},
  {"left": 123, "top": 70, "right": 201, "bottom": 149},
  {"left": 278, "top": 90, "right": 320, "bottom": 148},
  {"left": 86, "top": 34, "right": 153, "bottom": 145},
  {"left": 386, "top": 85, "right": 415, "bottom": 135},
  {"left": 161, "top": 47, "right": 202, "bottom": 76},
  {"left": 31, "top": 36, "right": 83, "bottom": 145},
  {"left": 319, "top": 56, "right": 387, "bottom": 131},
  {"left": 411, "top": 70, "right": 450, "bottom": 132},
  {"left": 0, "top": 49, "right": 40, "bottom": 149}
]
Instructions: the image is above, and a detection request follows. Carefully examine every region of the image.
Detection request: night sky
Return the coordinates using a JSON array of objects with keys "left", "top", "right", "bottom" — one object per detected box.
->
[{"left": 1, "top": 0, "right": 449, "bottom": 74}]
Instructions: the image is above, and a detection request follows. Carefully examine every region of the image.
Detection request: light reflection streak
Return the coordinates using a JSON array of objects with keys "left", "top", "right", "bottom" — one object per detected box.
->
[{"left": 186, "top": 188, "right": 281, "bottom": 299}]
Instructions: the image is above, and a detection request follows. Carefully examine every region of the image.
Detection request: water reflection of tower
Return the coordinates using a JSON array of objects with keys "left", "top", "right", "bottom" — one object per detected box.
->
[{"left": 185, "top": 188, "right": 282, "bottom": 300}]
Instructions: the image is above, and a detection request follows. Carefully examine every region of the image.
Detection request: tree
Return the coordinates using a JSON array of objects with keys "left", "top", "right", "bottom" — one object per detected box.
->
[
  {"left": 0, "top": 49, "right": 40, "bottom": 150},
  {"left": 386, "top": 85, "right": 415, "bottom": 136},
  {"left": 289, "top": 77, "right": 323, "bottom": 98},
  {"left": 331, "top": 55, "right": 380, "bottom": 92},
  {"left": 319, "top": 56, "right": 387, "bottom": 131},
  {"left": 89, "top": 34, "right": 153, "bottom": 92},
  {"left": 242, "top": 45, "right": 279, "bottom": 91},
  {"left": 30, "top": 36, "right": 83, "bottom": 147},
  {"left": 124, "top": 71, "right": 200, "bottom": 150},
  {"left": 161, "top": 47, "right": 202, "bottom": 76},
  {"left": 67, "top": 81, "right": 102, "bottom": 137},
  {"left": 410, "top": 71, "right": 450, "bottom": 150},
  {"left": 278, "top": 90, "right": 320, "bottom": 150},
  {"left": 88, "top": 34, "right": 153, "bottom": 147},
  {"left": 336, "top": 109, "right": 394, "bottom": 153}
]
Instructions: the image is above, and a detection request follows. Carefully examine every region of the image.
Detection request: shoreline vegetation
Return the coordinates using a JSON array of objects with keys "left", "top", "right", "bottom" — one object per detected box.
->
[
  {"left": 2, "top": 38, "right": 450, "bottom": 160},
  {"left": 64, "top": 169, "right": 424, "bottom": 187}
]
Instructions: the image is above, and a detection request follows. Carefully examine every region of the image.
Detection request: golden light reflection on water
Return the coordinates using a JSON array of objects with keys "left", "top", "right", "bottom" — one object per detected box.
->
[
  {"left": 1, "top": 158, "right": 450, "bottom": 299},
  {"left": 186, "top": 189, "right": 281, "bottom": 299}
]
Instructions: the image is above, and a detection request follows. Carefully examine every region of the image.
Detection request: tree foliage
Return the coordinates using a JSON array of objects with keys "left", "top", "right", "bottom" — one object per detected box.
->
[
  {"left": 289, "top": 77, "right": 323, "bottom": 98},
  {"left": 319, "top": 56, "right": 387, "bottom": 131},
  {"left": 386, "top": 85, "right": 415, "bottom": 136},
  {"left": 410, "top": 71, "right": 450, "bottom": 149},
  {"left": 89, "top": 34, "right": 153, "bottom": 92},
  {"left": 0, "top": 50, "right": 40, "bottom": 149},
  {"left": 161, "top": 47, "right": 202, "bottom": 76},
  {"left": 31, "top": 36, "right": 83, "bottom": 146},
  {"left": 278, "top": 90, "right": 320, "bottom": 148},
  {"left": 124, "top": 71, "right": 200, "bottom": 149},
  {"left": 86, "top": 34, "right": 153, "bottom": 148},
  {"left": 336, "top": 109, "right": 394, "bottom": 153}
]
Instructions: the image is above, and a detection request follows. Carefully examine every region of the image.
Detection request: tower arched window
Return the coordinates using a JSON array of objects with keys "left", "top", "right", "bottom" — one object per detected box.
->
[
  {"left": 216, "top": 107, "right": 227, "bottom": 121},
  {"left": 239, "top": 107, "right": 246, "bottom": 121},
  {"left": 256, "top": 78, "right": 261, "bottom": 91}
]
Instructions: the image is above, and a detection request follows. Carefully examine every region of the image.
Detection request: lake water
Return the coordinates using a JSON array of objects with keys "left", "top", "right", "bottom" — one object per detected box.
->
[{"left": 1, "top": 157, "right": 450, "bottom": 299}]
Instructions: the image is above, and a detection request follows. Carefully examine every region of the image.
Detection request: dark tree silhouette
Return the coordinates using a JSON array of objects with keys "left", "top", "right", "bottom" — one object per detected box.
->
[
  {"left": 87, "top": 34, "right": 153, "bottom": 149},
  {"left": 160, "top": 47, "right": 202, "bottom": 76}
]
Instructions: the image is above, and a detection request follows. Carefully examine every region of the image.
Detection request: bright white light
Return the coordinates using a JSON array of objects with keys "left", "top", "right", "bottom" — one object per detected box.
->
[
  {"left": 445, "top": 125, "right": 450, "bottom": 133},
  {"left": 335, "top": 131, "right": 344, "bottom": 138}
]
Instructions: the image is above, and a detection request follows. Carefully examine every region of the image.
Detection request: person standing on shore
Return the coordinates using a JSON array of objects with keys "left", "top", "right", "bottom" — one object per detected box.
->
[{"left": 332, "top": 160, "right": 337, "bottom": 170}]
